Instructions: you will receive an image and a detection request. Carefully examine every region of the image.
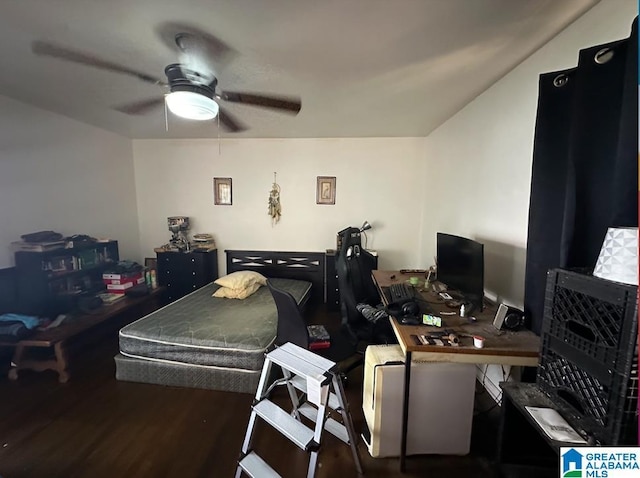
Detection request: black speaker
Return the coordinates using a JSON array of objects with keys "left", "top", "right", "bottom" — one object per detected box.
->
[{"left": 493, "top": 304, "right": 525, "bottom": 331}]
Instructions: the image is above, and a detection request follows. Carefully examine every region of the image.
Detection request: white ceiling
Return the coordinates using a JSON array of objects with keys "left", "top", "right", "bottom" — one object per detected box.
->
[{"left": 0, "top": 0, "right": 599, "bottom": 139}]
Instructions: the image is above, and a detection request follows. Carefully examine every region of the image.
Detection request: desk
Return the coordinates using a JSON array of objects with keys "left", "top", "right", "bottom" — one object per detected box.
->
[{"left": 371, "top": 270, "right": 540, "bottom": 472}]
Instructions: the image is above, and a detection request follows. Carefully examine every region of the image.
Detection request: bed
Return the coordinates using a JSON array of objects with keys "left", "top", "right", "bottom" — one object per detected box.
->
[{"left": 114, "top": 250, "right": 325, "bottom": 393}]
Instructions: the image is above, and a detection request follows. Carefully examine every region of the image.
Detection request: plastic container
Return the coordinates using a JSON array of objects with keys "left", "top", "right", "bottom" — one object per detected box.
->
[
  {"left": 538, "top": 269, "right": 638, "bottom": 445},
  {"left": 542, "top": 268, "right": 637, "bottom": 373}
]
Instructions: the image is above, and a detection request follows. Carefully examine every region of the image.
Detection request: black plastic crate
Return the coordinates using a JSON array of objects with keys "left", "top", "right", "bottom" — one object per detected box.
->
[
  {"left": 542, "top": 269, "right": 637, "bottom": 374},
  {"left": 537, "top": 343, "right": 638, "bottom": 445}
]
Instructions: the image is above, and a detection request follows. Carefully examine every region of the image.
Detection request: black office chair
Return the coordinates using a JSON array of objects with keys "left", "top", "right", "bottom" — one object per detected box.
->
[
  {"left": 335, "top": 227, "right": 396, "bottom": 344},
  {"left": 267, "top": 280, "right": 363, "bottom": 377}
]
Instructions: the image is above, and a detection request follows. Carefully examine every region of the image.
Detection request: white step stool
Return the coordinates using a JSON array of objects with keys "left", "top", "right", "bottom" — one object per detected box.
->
[{"left": 235, "top": 342, "right": 363, "bottom": 478}]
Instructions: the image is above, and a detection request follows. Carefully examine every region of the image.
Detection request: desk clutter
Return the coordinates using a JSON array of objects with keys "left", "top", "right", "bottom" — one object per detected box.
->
[
  {"left": 381, "top": 280, "right": 481, "bottom": 328},
  {"left": 372, "top": 269, "right": 542, "bottom": 472},
  {"left": 376, "top": 274, "right": 537, "bottom": 357},
  {"left": 411, "top": 331, "right": 458, "bottom": 346},
  {"left": 410, "top": 330, "right": 486, "bottom": 348}
]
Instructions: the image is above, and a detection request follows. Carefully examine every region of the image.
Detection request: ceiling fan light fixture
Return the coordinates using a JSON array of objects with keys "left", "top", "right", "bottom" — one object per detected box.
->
[{"left": 165, "top": 91, "right": 219, "bottom": 120}]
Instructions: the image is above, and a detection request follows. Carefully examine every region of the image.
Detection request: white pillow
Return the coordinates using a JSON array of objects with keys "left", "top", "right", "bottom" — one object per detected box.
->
[
  {"left": 212, "top": 282, "right": 261, "bottom": 300},
  {"left": 214, "top": 271, "right": 267, "bottom": 290}
]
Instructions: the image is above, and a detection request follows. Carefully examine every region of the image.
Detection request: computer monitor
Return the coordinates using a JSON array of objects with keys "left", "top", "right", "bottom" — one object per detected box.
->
[{"left": 436, "top": 232, "right": 484, "bottom": 311}]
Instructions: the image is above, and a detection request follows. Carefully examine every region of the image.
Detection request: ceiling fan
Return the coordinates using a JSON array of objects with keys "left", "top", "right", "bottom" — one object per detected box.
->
[{"left": 31, "top": 24, "right": 302, "bottom": 133}]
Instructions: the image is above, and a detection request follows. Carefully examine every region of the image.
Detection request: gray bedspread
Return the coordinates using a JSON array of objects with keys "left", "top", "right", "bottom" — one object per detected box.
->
[{"left": 119, "top": 278, "right": 311, "bottom": 371}]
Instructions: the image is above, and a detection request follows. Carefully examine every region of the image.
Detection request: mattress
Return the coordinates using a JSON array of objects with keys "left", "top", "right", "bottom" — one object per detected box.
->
[
  {"left": 114, "top": 352, "right": 262, "bottom": 394},
  {"left": 118, "top": 278, "right": 311, "bottom": 372}
]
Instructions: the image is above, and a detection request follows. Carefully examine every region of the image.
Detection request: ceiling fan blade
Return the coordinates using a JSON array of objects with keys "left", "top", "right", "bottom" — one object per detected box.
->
[
  {"left": 32, "top": 41, "right": 164, "bottom": 85},
  {"left": 219, "top": 91, "right": 301, "bottom": 114},
  {"left": 156, "top": 22, "right": 238, "bottom": 67},
  {"left": 218, "top": 107, "right": 248, "bottom": 133},
  {"left": 113, "top": 97, "right": 165, "bottom": 115}
]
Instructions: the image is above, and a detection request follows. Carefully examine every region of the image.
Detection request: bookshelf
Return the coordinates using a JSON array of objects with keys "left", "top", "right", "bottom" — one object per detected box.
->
[{"left": 15, "top": 240, "right": 119, "bottom": 316}]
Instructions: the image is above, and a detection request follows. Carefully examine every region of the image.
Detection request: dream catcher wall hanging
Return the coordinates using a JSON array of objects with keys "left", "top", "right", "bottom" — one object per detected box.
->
[{"left": 268, "top": 172, "right": 281, "bottom": 225}]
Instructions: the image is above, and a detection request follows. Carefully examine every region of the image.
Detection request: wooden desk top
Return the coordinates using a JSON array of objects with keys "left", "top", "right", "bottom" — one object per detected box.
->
[{"left": 372, "top": 270, "right": 540, "bottom": 366}]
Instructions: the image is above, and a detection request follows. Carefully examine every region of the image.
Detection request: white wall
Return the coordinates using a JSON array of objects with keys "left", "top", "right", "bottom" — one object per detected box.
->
[
  {"left": 132, "top": 137, "right": 427, "bottom": 273},
  {"left": 0, "top": 95, "right": 139, "bottom": 267},
  {"left": 420, "top": 0, "right": 637, "bottom": 308},
  {"left": 420, "top": 0, "right": 637, "bottom": 402}
]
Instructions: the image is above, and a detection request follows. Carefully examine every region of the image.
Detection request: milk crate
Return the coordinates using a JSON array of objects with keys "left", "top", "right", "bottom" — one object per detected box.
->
[
  {"left": 536, "top": 344, "right": 637, "bottom": 445},
  {"left": 538, "top": 269, "right": 638, "bottom": 445},
  {"left": 542, "top": 269, "right": 637, "bottom": 374}
]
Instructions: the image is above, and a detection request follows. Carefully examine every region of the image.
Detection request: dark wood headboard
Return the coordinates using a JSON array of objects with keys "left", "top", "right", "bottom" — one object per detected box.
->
[{"left": 225, "top": 250, "right": 325, "bottom": 304}]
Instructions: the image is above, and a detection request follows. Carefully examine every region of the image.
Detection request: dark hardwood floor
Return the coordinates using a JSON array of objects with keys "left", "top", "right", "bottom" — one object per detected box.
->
[{"left": 0, "top": 304, "right": 502, "bottom": 478}]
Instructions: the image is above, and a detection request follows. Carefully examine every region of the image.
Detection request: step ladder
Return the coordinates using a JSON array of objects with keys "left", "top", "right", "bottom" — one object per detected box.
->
[{"left": 236, "top": 342, "right": 363, "bottom": 478}]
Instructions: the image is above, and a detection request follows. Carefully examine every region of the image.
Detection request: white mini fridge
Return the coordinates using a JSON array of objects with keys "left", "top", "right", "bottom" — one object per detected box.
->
[{"left": 361, "top": 344, "right": 476, "bottom": 458}]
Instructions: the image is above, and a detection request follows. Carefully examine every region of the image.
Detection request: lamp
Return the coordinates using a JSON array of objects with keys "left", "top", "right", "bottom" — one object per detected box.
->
[
  {"left": 165, "top": 91, "right": 219, "bottom": 121},
  {"left": 593, "top": 227, "right": 638, "bottom": 286},
  {"left": 359, "top": 221, "right": 372, "bottom": 249},
  {"left": 360, "top": 221, "right": 372, "bottom": 233}
]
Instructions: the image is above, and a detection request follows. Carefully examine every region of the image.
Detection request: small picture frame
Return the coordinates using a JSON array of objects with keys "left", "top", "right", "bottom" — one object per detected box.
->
[
  {"left": 316, "top": 176, "right": 336, "bottom": 205},
  {"left": 214, "top": 177, "right": 233, "bottom": 205}
]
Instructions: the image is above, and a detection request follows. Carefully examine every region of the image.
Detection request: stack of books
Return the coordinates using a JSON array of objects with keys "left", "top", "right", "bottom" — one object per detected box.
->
[
  {"left": 11, "top": 240, "right": 66, "bottom": 252},
  {"left": 307, "top": 325, "right": 331, "bottom": 350},
  {"left": 191, "top": 233, "right": 216, "bottom": 252},
  {"left": 102, "top": 270, "right": 145, "bottom": 294}
]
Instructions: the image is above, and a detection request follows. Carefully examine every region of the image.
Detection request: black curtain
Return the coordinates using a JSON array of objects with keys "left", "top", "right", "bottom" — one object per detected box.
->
[{"left": 524, "top": 18, "right": 638, "bottom": 334}]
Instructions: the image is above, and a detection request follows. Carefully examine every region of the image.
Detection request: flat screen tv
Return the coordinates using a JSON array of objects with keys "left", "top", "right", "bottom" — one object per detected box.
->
[{"left": 436, "top": 233, "right": 484, "bottom": 311}]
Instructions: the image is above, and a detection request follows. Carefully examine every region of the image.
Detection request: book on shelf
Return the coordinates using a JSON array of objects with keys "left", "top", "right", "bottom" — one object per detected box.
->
[
  {"left": 102, "top": 270, "right": 143, "bottom": 280},
  {"left": 102, "top": 272, "right": 143, "bottom": 285},
  {"left": 46, "top": 255, "right": 76, "bottom": 273},
  {"left": 106, "top": 277, "right": 145, "bottom": 292},
  {"left": 307, "top": 324, "right": 331, "bottom": 349}
]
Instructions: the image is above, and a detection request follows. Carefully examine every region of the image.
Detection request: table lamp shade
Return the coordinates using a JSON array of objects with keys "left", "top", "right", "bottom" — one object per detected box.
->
[{"left": 592, "top": 227, "right": 638, "bottom": 286}]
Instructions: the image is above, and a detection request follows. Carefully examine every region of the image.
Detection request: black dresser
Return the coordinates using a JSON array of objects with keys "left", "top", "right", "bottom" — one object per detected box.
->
[{"left": 156, "top": 249, "right": 219, "bottom": 302}]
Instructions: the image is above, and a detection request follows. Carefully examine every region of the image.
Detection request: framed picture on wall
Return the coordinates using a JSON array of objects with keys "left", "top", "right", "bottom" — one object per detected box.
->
[
  {"left": 214, "top": 177, "right": 233, "bottom": 205},
  {"left": 316, "top": 176, "right": 336, "bottom": 205}
]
